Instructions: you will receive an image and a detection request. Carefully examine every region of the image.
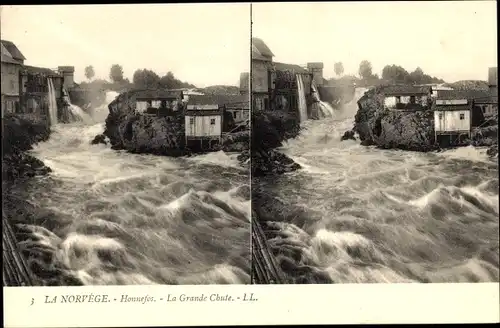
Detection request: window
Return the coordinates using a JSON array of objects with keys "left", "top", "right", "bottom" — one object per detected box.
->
[
  {"left": 189, "top": 117, "right": 194, "bottom": 124},
  {"left": 210, "top": 118, "right": 216, "bottom": 125},
  {"left": 438, "top": 113, "right": 443, "bottom": 120},
  {"left": 233, "top": 112, "right": 237, "bottom": 119},
  {"left": 459, "top": 113, "right": 465, "bottom": 120}
]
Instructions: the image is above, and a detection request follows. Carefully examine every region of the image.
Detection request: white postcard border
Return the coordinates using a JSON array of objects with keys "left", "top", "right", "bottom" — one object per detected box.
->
[{"left": 4, "top": 283, "right": 500, "bottom": 327}]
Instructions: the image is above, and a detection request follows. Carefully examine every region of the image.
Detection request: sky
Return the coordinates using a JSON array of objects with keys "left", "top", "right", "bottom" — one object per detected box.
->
[
  {"left": 1, "top": 4, "right": 250, "bottom": 87},
  {"left": 252, "top": 1, "right": 497, "bottom": 83}
]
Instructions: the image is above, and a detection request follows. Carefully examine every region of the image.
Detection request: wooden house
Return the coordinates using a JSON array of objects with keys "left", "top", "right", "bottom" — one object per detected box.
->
[
  {"left": 270, "top": 62, "right": 312, "bottom": 113},
  {"left": 1, "top": 40, "right": 25, "bottom": 115},
  {"left": 223, "top": 94, "right": 250, "bottom": 124},
  {"left": 252, "top": 37, "right": 274, "bottom": 112},
  {"left": 184, "top": 95, "right": 225, "bottom": 150},
  {"left": 382, "top": 85, "right": 433, "bottom": 110},
  {"left": 433, "top": 98, "right": 472, "bottom": 145},
  {"left": 437, "top": 89, "right": 497, "bottom": 120},
  {"left": 134, "top": 90, "right": 184, "bottom": 118},
  {"left": 21, "top": 65, "right": 63, "bottom": 116}
]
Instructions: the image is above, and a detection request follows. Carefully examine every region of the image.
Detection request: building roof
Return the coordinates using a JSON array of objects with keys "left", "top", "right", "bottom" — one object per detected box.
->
[
  {"left": 273, "top": 62, "right": 309, "bottom": 74},
  {"left": 307, "top": 62, "right": 324, "bottom": 69},
  {"left": 1, "top": 53, "right": 22, "bottom": 65},
  {"left": 58, "top": 66, "right": 75, "bottom": 73},
  {"left": 382, "top": 85, "right": 432, "bottom": 96},
  {"left": 474, "top": 95, "right": 498, "bottom": 105},
  {"left": 0, "top": 40, "right": 26, "bottom": 61},
  {"left": 1, "top": 43, "right": 22, "bottom": 65},
  {"left": 22, "top": 65, "right": 60, "bottom": 76},
  {"left": 434, "top": 100, "right": 473, "bottom": 111},
  {"left": 187, "top": 94, "right": 249, "bottom": 107},
  {"left": 437, "top": 89, "right": 491, "bottom": 101},
  {"left": 134, "top": 89, "right": 183, "bottom": 99},
  {"left": 252, "top": 37, "right": 274, "bottom": 59}
]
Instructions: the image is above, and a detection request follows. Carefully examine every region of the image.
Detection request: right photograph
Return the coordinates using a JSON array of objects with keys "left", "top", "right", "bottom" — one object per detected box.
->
[{"left": 251, "top": 1, "right": 498, "bottom": 284}]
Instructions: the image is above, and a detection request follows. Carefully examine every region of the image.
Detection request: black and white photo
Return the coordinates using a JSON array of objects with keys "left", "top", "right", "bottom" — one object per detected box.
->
[
  {"left": 2, "top": 3, "right": 251, "bottom": 286},
  {"left": 251, "top": 1, "right": 498, "bottom": 284}
]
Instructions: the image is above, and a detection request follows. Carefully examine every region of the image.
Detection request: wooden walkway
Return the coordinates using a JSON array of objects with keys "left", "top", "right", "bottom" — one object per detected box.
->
[
  {"left": 2, "top": 213, "right": 35, "bottom": 287},
  {"left": 251, "top": 217, "right": 286, "bottom": 284}
]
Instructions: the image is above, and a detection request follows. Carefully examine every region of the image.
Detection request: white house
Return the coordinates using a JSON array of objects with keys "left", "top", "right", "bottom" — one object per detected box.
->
[
  {"left": 134, "top": 90, "right": 183, "bottom": 115},
  {"left": 433, "top": 99, "right": 472, "bottom": 143},
  {"left": 382, "top": 85, "right": 432, "bottom": 110},
  {"left": 185, "top": 103, "right": 223, "bottom": 149}
]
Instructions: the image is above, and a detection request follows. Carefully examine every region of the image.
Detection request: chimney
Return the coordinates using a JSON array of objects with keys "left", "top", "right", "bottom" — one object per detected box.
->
[
  {"left": 488, "top": 67, "right": 497, "bottom": 87},
  {"left": 239, "top": 72, "right": 250, "bottom": 94},
  {"left": 307, "top": 62, "right": 324, "bottom": 86},
  {"left": 58, "top": 66, "right": 75, "bottom": 89}
]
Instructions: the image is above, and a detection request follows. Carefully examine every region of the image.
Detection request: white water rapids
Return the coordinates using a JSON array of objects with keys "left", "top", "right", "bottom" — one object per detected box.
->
[
  {"left": 255, "top": 87, "right": 499, "bottom": 283},
  {"left": 17, "top": 91, "right": 251, "bottom": 285}
]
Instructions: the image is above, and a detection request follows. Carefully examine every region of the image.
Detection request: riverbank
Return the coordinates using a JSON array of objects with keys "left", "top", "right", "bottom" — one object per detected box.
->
[
  {"left": 251, "top": 110, "right": 302, "bottom": 176},
  {"left": 250, "top": 110, "right": 306, "bottom": 283},
  {"left": 2, "top": 114, "right": 85, "bottom": 286}
]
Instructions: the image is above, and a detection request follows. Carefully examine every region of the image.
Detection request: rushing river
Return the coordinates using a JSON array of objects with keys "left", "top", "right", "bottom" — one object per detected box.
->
[
  {"left": 255, "top": 88, "right": 499, "bottom": 283},
  {"left": 19, "top": 92, "right": 251, "bottom": 285}
]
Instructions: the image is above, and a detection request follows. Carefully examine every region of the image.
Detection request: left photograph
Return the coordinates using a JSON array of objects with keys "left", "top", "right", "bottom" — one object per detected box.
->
[{"left": 2, "top": 4, "right": 251, "bottom": 286}]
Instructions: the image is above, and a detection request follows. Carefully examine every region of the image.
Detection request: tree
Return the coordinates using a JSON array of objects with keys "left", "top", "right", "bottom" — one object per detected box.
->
[
  {"left": 334, "top": 62, "right": 344, "bottom": 77},
  {"left": 132, "top": 69, "right": 160, "bottom": 89},
  {"left": 109, "top": 64, "right": 124, "bottom": 83},
  {"left": 382, "top": 64, "right": 411, "bottom": 84},
  {"left": 159, "top": 71, "right": 178, "bottom": 89},
  {"left": 84, "top": 65, "right": 95, "bottom": 81},
  {"left": 409, "top": 67, "right": 425, "bottom": 85},
  {"left": 358, "top": 60, "right": 373, "bottom": 80}
]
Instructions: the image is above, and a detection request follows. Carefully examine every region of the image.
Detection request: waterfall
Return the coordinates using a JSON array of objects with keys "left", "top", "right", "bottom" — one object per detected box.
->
[
  {"left": 311, "top": 81, "right": 335, "bottom": 117},
  {"left": 68, "top": 103, "right": 94, "bottom": 124},
  {"left": 296, "top": 74, "right": 308, "bottom": 122},
  {"left": 47, "top": 78, "right": 58, "bottom": 125},
  {"left": 61, "top": 88, "right": 93, "bottom": 124}
]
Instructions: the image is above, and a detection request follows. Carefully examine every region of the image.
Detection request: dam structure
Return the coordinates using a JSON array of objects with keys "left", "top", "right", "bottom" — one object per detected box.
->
[
  {"left": 251, "top": 37, "right": 354, "bottom": 123},
  {"left": 1, "top": 39, "right": 79, "bottom": 126}
]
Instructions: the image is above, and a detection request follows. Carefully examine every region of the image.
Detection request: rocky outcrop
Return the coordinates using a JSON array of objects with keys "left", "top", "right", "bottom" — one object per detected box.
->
[
  {"left": 102, "top": 91, "right": 186, "bottom": 156},
  {"left": 348, "top": 86, "right": 498, "bottom": 155},
  {"left": 222, "top": 130, "right": 249, "bottom": 153},
  {"left": 471, "top": 115, "right": 498, "bottom": 159},
  {"left": 352, "top": 87, "right": 437, "bottom": 151},
  {"left": 251, "top": 110, "right": 302, "bottom": 176},
  {"left": 91, "top": 134, "right": 108, "bottom": 145},
  {"left": 252, "top": 149, "right": 301, "bottom": 176},
  {"left": 2, "top": 115, "right": 52, "bottom": 185}
]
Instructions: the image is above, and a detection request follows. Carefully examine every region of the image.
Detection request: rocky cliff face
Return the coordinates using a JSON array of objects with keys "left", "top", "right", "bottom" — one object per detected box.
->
[
  {"left": 349, "top": 86, "right": 498, "bottom": 157},
  {"left": 100, "top": 91, "right": 186, "bottom": 156},
  {"left": 2, "top": 115, "right": 52, "bottom": 184},
  {"left": 251, "top": 110, "right": 302, "bottom": 176},
  {"left": 353, "top": 87, "right": 437, "bottom": 151}
]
